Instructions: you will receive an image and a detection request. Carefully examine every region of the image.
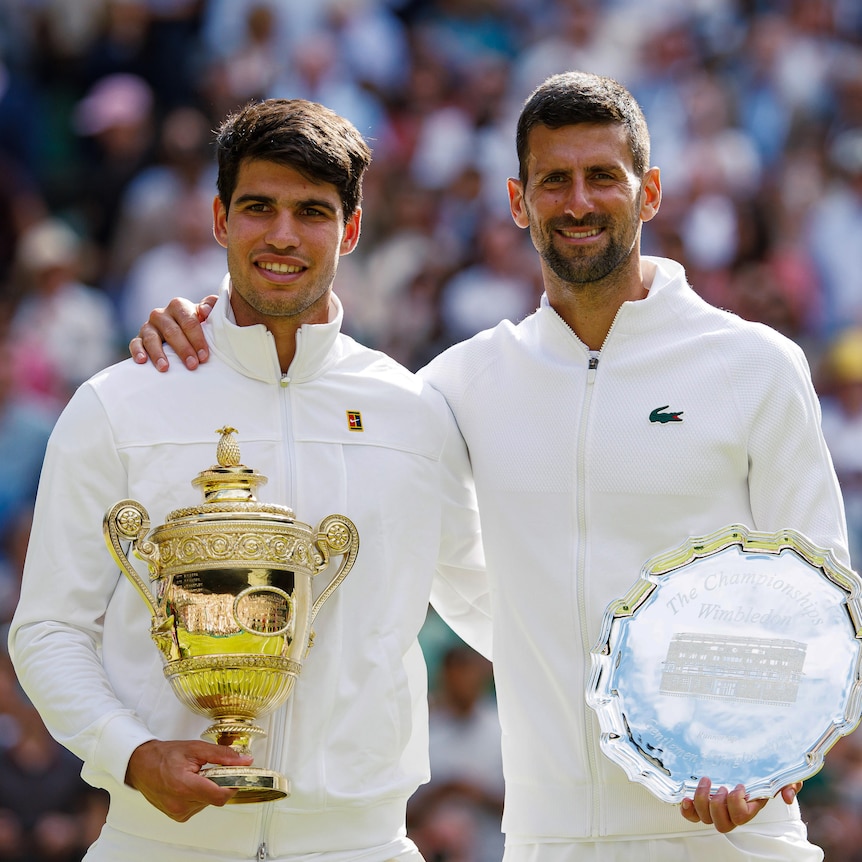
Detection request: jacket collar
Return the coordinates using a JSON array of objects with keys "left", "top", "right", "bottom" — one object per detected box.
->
[
  {"left": 535, "top": 256, "right": 691, "bottom": 352},
  {"left": 206, "top": 275, "right": 345, "bottom": 383},
  {"left": 538, "top": 256, "right": 687, "bottom": 313}
]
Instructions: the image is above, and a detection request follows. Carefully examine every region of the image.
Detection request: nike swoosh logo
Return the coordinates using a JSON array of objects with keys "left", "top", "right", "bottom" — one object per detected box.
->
[{"left": 649, "top": 405, "right": 684, "bottom": 424}]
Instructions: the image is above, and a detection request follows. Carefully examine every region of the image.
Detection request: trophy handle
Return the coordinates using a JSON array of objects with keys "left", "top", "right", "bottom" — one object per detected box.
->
[
  {"left": 310, "top": 514, "right": 359, "bottom": 623},
  {"left": 103, "top": 500, "right": 165, "bottom": 625}
]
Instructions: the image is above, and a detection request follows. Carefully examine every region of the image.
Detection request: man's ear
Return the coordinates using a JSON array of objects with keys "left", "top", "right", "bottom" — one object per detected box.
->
[
  {"left": 340, "top": 208, "right": 362, "bottom": 255},
  {"left": 213, "top": 195, "right": 228, "bottom": 248},
  {"left": 639, "top": 167, "right": 661, "bottom": 223},
  {"left": 507, "top": 178, "right": 530, "bottom": 229}
]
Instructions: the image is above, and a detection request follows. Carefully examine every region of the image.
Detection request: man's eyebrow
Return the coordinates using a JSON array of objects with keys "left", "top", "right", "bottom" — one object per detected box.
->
[
  {"left": 233, "top": 192, "right": 275, "bottom": 206},
  {"left": 298, "top": 197, "right": 339, "bottom": 213},
  {"left": 536, "top": 159, "right": 626, "bottom": 174},
  {"left": 233, "top": 192, "right": 339, "bottom": 213}
]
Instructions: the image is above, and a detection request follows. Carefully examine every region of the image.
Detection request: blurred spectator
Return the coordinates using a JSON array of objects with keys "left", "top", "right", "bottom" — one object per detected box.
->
[
  {"left": 657, "top": 70, "right": 763, "bottom": 298},
  {"left": 70, "top": 73, "right": 157, "bottom": 272},
  {"left": 272, "top": 28, "right": 387, "bottom": 140},
  {"left": 80, "top": 0, "right": 154, "bottom": 84},
  {"left": 797, "top": 732, "right": 862, "bottom": 862},
  {"left": 778, "top": 0, "right": 846, "bottom": 126},
  {"left": 629, "top": 16, "right": 703, "bottom": 199},
  {"left": 409, "top": 0, "right": 520, "bottom": 78},
  {"left": 105, "top": 103, "right": 217, "bottom": 290},
  {"left": 0, "top": 650, "right": 108, "bottom": 862},
  {"left": 8, "top": 217, "right": 120, "bottom": 405},
  {"left": 438, "top": 217, "right": 539, "bottom": 345},
  {"left": 383, "top": 265, "right": 449, "bottom": 371},
  {"left": 511, "top": 0, "right": 636, "bottom": 102},
  {"left": 0, "top": 330, "right": 56, "bottom": 609},
  {"left": 806, "top": 128, "right": 862, "bottom": 337},
  {"left": 199, "top": 0, "right": 326, "bottom": 62},
  {"left": 434, "top": 164, "right": 488, "bottom": 268},
  {"left": 371, "top": 49, "right": 454, "bottom": 176},
  {"left": 0, "top": 152, "right": 47, "bottom": 300},
  {"left": 408, "top": 644, "right": 504, "bottom": 862},
  {"left": 402, "top": 53, "right": 516, "bottom": 202},
  {"left": 717, "top": 258, "right": 817, "bottom": 347},
  {"left": 134, "top": 0, "right": 206, "bottom": 109},
  {"left": 818, "top": 327, "right": 862, "bottom": 563},
  {"left": 0, "top": 506, "right": 33, "bottom": 629},
  {"left": 0, "top": 488, "right": 108, "bottom": 857},
  {"left": 118, "top": 189, "right": 226, "bottom": 341},
  {"left": 830, "top": 48, "right": 862, "bottom": 137},
  {"left": 77, "top": 0, "right": 206, "bottom": 110},
  {"left": 200, "top": 2, "right": 283, "bottom": 115},
  {"left": 324, "top": 0, "right": 411, "bottom": 96},
  {"left": 734, "top": 13, "right": 799, "bottom": 169},
  {"left": 344, "top": 180, "right": 440, "bottom": 350},
  {"left": 453, "top": 56, "right": 521, "bottom": 220},
  {"left": 0, "top": 54, "right": 42, "bottom": 178}
]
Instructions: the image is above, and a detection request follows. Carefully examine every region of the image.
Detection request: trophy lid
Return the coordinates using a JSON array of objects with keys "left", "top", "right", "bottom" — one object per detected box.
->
[{"left": 162, "top": 427, "right": 295, "bottom": 523}]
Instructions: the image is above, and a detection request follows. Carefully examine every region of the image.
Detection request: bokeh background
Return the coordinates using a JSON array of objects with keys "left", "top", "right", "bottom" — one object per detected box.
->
[{"left": 1, "top": 0, "right": 862, "bottom": 859}]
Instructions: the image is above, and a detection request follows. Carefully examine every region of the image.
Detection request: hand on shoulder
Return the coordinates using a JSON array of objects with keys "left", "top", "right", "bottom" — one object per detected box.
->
[{"left": 130, "top": 295, "right": 217, "bottom": 372}]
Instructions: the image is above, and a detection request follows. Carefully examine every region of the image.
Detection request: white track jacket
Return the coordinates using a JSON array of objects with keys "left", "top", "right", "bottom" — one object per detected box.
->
[
  {"left": 9, "top": 279, "right": 490, "bottom": 860},
  {"left": 420, "top": 256, "right": 849, "bottom": 844}
]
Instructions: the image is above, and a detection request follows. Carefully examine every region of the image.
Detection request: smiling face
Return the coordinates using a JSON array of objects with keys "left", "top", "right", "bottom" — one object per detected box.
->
[
  {"left": 213, "top": 157, "right": 360, "bottom": 329},
  {"left": 508, "top": 122, "right": 660, "bottom": 297}
]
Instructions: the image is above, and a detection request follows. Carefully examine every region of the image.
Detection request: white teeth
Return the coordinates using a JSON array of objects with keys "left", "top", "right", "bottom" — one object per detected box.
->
[
  {"left": 259, "top": 261, "right": 302, "bottom": 273},
  {"left": 561, "top": 228, "right": 601, "bottom": 238}
]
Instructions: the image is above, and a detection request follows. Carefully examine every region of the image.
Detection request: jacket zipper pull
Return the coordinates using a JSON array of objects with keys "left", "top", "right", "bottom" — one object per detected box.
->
[
  {"left": 588, "top": 355, "right": 599, "bottom": 370},
  {"left": 257, "top": 843, "right": 268, "bottom": 861}
]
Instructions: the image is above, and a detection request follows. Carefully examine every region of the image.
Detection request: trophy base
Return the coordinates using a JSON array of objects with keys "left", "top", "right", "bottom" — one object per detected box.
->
[{"left": 202, "top": 766, "right": 290, "bottom": 803}]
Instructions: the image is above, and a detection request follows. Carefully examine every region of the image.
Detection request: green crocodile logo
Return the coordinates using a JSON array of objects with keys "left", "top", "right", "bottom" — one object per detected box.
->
[{"left": 649, "top": 405, "right": 684, "bottom": 424}]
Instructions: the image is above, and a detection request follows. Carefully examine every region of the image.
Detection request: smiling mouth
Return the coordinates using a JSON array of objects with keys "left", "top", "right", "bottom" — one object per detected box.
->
[
  {"left": 258, "top": 261, "right": 304, "bottom": 274},
  {"left": 559, "top": 227, "right": 602, "bottom": 239}
]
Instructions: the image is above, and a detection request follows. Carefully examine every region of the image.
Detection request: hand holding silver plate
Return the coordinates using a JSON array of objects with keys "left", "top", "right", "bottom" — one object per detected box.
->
[{"left": 587, "top": 524, "right": 862, "bottom": 804}]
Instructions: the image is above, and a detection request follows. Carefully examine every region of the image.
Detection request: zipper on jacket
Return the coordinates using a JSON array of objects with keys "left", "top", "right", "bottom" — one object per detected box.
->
[
  {"left": 256, "top": 797, "right": 276, "bottom": 859},
  {"left": 278, "top": 360, "right": 297, "bottom": 508},
  {"left": 577, "top": 353, "right": 604, "bottom": 836},
  {"left": 255, "top": 369, "right": 298, "bottom": 856},
  {"left": 579, "top": 300, "right": 629, "bottom": 834}
]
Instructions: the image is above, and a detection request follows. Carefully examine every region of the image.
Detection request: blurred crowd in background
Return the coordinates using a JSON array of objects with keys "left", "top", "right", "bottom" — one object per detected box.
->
[{"left": 0, "top": 0, "right": 861, "bottom": 859}]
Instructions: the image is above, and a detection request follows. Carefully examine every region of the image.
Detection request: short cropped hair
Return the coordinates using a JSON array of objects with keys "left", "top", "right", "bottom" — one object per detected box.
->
[{"left": 516, "top": 71, "right": 651, "bottom": 184}]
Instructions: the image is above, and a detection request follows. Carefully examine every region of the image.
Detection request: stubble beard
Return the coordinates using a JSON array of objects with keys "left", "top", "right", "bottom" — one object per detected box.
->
[
  {"left": 532, "top": 211, "right": 641, "bottom": 287},
  {"left": 229, "top": 251, "right": 337, "bottom": 323}
]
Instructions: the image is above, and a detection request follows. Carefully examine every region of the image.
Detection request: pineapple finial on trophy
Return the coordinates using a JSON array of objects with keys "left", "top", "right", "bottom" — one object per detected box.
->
[
  {"left": 192, "top": 426, "right": 268, "bottom": 504},
  {"left": 216, "top": 426, "right": 241, "bottom": 466}
]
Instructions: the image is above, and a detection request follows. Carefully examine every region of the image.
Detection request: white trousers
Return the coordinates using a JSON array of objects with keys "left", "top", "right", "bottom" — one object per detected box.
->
[
  {"left": 83, "top": 824, "right": 424, "bottom": 862},
  {"left": 503, "top": 820, "right": 823, "bottom": 862}
]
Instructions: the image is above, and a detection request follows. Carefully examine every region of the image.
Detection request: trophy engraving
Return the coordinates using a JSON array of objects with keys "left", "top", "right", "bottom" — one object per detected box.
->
[
  {"left": 103, "top": 427, "right": 359, "bottom": 803},
  {"left": 659, "top": 633, "right": 806, "bottom": 705},
  {"left": 587, "top": 525, "right": 862, "bottom": 803}
]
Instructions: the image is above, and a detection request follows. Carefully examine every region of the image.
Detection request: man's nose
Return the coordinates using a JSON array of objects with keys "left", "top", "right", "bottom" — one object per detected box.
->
[
  {"left": 265, "top": 211, "right": 300, "bottom": 248},
  {"left": 563, "top": 178, "right": 594, "bottom": 220}
]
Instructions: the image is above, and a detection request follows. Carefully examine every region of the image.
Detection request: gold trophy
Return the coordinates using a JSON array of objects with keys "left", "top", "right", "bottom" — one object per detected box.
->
[{"left": 103, "top": 427, "right": 359, "bottom": 803}]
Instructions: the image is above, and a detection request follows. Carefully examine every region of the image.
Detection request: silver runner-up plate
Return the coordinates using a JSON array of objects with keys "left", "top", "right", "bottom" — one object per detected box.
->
[{"left": 586, "top": 524, "right": 862, "bottom": 803}]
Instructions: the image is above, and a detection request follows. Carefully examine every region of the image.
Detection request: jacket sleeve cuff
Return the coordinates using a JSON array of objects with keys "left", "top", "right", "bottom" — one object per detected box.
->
[{"left": 91, "top": 711, "right": 158, "bottom": 787}]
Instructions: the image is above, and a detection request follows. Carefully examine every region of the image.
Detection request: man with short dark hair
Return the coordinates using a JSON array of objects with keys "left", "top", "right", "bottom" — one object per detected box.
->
[{"left": 9, "top": 98, "right": 489, "bottom": 862}]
